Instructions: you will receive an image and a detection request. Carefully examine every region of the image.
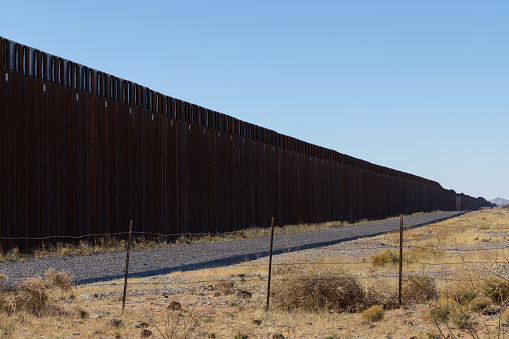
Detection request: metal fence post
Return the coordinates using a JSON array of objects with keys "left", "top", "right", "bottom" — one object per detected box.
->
[
  {"left": 398, "top": 214, "right": 403, "bottom": 307},
  {"left": 122, "top": 220, "right": 133, "bottom": 314},
  {"left": 266, "top": 217, "right": 275, "bottom": 310}
]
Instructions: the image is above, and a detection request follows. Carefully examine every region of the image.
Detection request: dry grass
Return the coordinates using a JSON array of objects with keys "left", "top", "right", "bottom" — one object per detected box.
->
[
  {"left": 1, "top": 208, "right": 509, "bottom": 338},
  {"left": 0, "top": 269, "right": 73, "bottom": 316},
  {"left": 361, "top": 305, "right": 384, "bottom": 322},
  {"left": 0, "top": 212, "right": 430, "bottom": 263}
]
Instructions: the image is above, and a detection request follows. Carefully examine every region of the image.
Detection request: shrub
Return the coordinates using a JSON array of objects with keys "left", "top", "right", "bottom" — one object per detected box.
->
[
  {"left": 361, "top": 305, "right": 384, "bottom": 322},
  {"left": 272, "top": 267, "right": 363, "bottom": 312},
  {"left": 372, "top": 249, "right": 398, "bottom": 266},
  {"left": 468, "top": 296, "right": 492, "bottom": 312},
  {"left": 482, "top": 278, "right": 509, "bottom": 304},
  {"left": 402, "top": 274, "right": 436, "bottom": 305}
]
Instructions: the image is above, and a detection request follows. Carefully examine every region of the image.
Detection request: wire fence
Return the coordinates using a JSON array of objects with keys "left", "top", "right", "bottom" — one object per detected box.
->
[{"left": 2, "top": 213, "right": 509, "bottom": 289}]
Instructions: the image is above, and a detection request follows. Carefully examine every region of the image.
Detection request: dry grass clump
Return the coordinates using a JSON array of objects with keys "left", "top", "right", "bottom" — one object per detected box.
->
[
  {"left": 401, "top": 274, "right": 436, "bottom": 305},
  {"left": 361, "top": 305, "right": 384, "bottom": 322},
  {"left": 0, "top": 269, "right": 73, "bottom": 316},
  {"left": 272, "top": 266, "right": 364, "bottom": 312},
  {"left": 0, "top": 247, "right": 22, "bottom": 263},
  {"left": 372, "top": 249, "right": 398, "bottom": 266},
  {"left": 215, "top": 279, "right": 235, "bottom": 296},
  {"left": 468, "top": 296, "right": 492, "bottom": 312}
]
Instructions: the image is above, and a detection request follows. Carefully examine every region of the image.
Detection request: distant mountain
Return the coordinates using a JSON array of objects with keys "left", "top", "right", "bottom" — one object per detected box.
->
[{"left": 490, "top": 197, "right": 509, "bottom": 206}]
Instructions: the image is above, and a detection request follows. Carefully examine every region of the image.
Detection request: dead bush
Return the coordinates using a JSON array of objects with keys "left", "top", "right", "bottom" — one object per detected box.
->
[
  {"left": 0, "top": 269, "right": 73, "bottom": 316},
  {"left": 401, "top": 274, "right": 436, "bottom": 305},
  {"left": 272, "top": 267, "right": 363, "bottom": 312}
]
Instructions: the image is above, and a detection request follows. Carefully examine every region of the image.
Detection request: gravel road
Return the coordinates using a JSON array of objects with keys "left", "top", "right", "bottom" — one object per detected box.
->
[{"left": 0, "top": 211, "right": 464, "bottom": 285}]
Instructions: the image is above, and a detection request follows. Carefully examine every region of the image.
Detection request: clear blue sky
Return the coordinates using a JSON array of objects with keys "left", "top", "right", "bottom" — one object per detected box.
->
[{"left": 1, "top": 1, "right": 507, "bottom": 201}]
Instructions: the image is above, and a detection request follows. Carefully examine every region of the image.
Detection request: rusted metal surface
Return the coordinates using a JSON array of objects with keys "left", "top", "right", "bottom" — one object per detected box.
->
[{"left": 0, "top": 37, "right": 491, "bottom": 251}]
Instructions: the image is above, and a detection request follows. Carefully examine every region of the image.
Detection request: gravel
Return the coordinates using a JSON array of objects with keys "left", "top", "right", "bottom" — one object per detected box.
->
[{"left": 0, "top": 211, "right": 464, "bottom": 285}]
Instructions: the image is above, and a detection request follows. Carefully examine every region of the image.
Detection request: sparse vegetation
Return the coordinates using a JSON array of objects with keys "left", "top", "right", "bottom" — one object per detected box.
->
[
  {"left": 0, "top": 212, "right": 430, "bottom": 263},
  {"left": 372, "top": 248, "right": 398, "bottom": 266},
  {"left": 0, "top": 269, "right": 73, "bottom": 316},
  {"left": 0, "top": 209, "right": 508, "bottom": 337},
  {"left": 361, "top": 305, "right": 384, "bottom": 322}
]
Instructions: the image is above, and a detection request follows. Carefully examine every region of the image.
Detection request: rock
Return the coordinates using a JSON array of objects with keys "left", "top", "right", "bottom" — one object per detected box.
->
[
  {"left": 253, "top": 319, "right": 262, "bottom": 325},
  {"left": 271, "top": 333, "right": 285, "bottom": 339},
  {"left": 77, "top": 309, "right": 89, "bottom": 319},
  {"left": 135, "top": 322, "right": 150, "bottom": 329},
  {"left": 236, "top": 289, "right": 252, "bottom": 299},
  {"left": 405, "top": 320, "right": 413, "bottom": 326},
  {"left": 213, "top": 291, "right": 221, "bottom": 297},
  {"left": 140, "top": 329, "right": 152, "bottom": 338},
  {"left": 167, "top": 301, "right": 182, "bottom": 310},
  {"left": 79, "top": 294, "right": 89, "bottom": 299}
]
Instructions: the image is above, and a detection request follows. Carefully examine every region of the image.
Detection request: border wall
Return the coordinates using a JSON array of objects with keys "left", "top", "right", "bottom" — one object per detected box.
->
[{"left": 0, "top": 37, "right": 491, "bottom": 251}]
